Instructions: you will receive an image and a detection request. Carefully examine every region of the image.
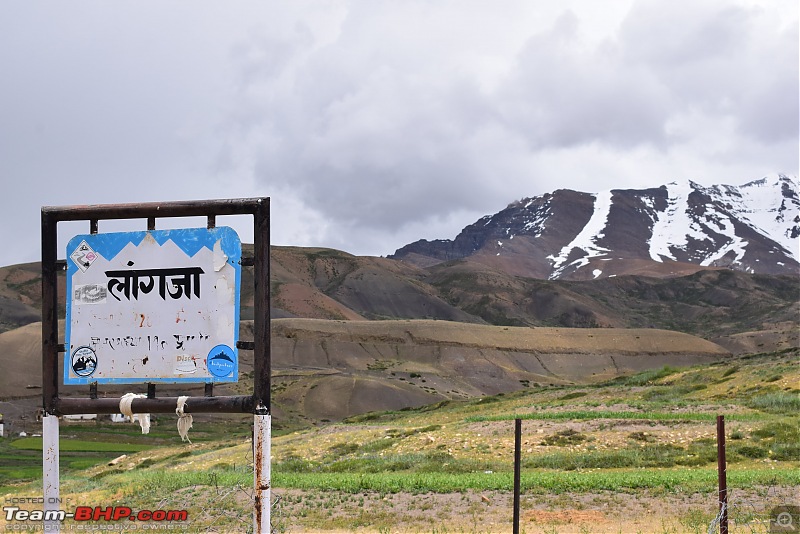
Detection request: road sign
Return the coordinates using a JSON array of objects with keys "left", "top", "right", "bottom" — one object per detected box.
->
[{"left": 64, "top": 226, "right": 242, "bottom": 384}]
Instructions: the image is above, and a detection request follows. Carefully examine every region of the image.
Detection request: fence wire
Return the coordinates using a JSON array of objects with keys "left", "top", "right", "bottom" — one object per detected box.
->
[
  {"left": 709, "top": 482, "right": 799, "bottom": 534},
  {"left": 149, "top": 440, "right": 285, "bottom": 534},
  {"left": 145, "top": 462, "right": 796, "bottom": 534}
]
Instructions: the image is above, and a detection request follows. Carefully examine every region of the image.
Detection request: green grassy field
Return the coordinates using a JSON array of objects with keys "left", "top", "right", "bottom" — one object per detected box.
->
[
  {"left": 0, "top": 419, "right": 251, "bottom": 491},
  {"left": 11, "top": 437, "right": 154, "bottom": 452}
]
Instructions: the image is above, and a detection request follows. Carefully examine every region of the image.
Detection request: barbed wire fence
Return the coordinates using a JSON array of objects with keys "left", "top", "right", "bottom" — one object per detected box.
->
[
  {"left": 708, "top": 480, "right": 798, "bottom": 534},
  {"left": 705, "top": 413, "right": 798, "bottom": 534},
  {"left": 143, "top": 450, "right": 797, "bottom": 534},
  {"left": 149, "top": 438, "right": 286, "bottom": 534}
]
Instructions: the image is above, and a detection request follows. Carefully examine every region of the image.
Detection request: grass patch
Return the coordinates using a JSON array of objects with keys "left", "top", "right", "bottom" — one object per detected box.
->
[
  {"left": 540, "top": 429, "right": 591, "bottom": 447},
  {"left": 328, "top": 442, "right": 360, "bottom": 456},
  {"left": 11, "top": 437, "right": 152, "bottom": 453},
  {"left": 557, "top": 391, "right": 588, "bottom": 401},
  {"left": 751, "top": 421, "right": 800, "bottom": 442},
  {"left": 359, "top": 438, "right": 398, "bottom": 453},
  {"left": 641, "top": 384, "right": 707, "bottom": 402},
  {"left": 606, "top": 365, "right": 679, "bottom": 386},
  {"left": 746, "top": 392, "right": 800, "bottom": 414},
  {"left": 524, "top": 443, "right": 716, "bottom": 470},
  {"left": 272, "top": 468, "right": 800, "bottom": 494},
  {"left": 722, "top": 365, "right": 740, "bottom": 377},
  {"left": 95, "top": 468, "right": 252, "bottom": 498},
  {"left": 343, "top": 410, "right": 404, "bottom": 424},
  {"left": 746, "top": 421, "right": 800, "bottom": 461}
]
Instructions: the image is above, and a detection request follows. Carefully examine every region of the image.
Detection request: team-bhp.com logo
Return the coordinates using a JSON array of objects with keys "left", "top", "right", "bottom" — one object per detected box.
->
[{"left": 4, "top": 505, "right": 188, "bottom": 523}]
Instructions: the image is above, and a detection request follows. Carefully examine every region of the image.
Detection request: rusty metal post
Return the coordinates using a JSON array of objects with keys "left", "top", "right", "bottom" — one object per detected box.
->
[
  {"left": 41, "top": 210, "right": 61, "bottom": 532},
  {"left": 253, "top": 198, "right": 271, "bottom": 411},
  {"left": 254, "top": 412, "right": 271, "bottom": 534},
  {"left": 252, "top": 198, "right": 271, "bottom": 533},
  {"left": 717, "top": 415, "right": 728, "bottom": 534},
  {"left": 513, "top": 418, "right": 521, "bottom": 534},
  {"left": 56, "top": 395, "right": 254, "bottom": 415},
  {"left": 41, "top": 209, "right": 59, "bottom": 416}
]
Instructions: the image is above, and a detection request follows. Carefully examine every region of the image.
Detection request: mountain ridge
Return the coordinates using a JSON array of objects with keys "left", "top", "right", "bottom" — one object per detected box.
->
[
  {"left": 391, "top": 174, "right": 799, "bottom": 280},
  {"left": 1, "top": 247, "right": 797, "bottom": 339}
]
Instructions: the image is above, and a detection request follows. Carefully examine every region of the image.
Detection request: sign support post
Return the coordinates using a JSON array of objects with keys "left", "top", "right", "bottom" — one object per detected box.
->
[
  {"left": 254, "top": 410, "right": 271, "bottom": 533},
  {"left": 43, "top": 415, "right": 60, "bottom": 532}
]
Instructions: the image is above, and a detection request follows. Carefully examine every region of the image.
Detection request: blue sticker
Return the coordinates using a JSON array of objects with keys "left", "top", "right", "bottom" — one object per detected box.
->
[
  {"left": 71, "top": 346, "right": 97, "bottom": 378},
  {"left": 207, "top": 345, "right": 236, "bottom": 378}
]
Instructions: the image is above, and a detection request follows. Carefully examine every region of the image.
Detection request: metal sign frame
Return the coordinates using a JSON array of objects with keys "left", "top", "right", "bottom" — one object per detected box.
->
[{"left": 41, "top": 198, "right": 271, "bottom": 532}]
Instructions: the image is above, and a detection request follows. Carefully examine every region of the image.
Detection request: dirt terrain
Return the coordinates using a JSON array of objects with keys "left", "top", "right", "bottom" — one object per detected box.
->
[
  {"left": 263, "top": 487, "right": 797, "bottom": 533},
  {"left": 264, "top": 319, "right": 730, "bottom": 424},
  {"left": 1, "top": 318, "right": 729, "bottom": 429}
]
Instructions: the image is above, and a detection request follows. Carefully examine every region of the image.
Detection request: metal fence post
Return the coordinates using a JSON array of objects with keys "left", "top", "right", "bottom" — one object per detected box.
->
[
  {"left": 717, "top": 415, "right": 728, "bottom": 534},
  {"left": 513, "top": 418, "right": 521, "bottom": 534}
]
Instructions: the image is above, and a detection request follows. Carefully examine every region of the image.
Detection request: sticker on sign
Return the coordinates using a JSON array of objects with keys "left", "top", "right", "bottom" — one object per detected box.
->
[
  {"left": 69, "top": 240, "right": 98, "bottom": 272},
  {"left": 64, "top": 227, "right": 242, "bottom": 385}
]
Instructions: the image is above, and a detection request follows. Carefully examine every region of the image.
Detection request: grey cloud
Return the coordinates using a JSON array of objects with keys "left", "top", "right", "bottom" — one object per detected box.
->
[
  {"left": 618, "top": 1, "right": 799, "bottom": 145},
  {"left": 214, "top": 0, "right": 797, "bottom": 256},
  {"left": 619, "top": 1, "right": 751, "bottom": 67},
  {"left": 496, "top": 10, "right": 671, "bottom": 149},
  {"left": 224, "top": 5, "right": 506, "bottom": 234},
  {"left": 735, "top": 23, "right": 799, "bottom": 144}
]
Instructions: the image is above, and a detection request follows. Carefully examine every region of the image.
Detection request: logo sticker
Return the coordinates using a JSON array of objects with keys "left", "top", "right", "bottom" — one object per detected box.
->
[
  {"left": 174, "top": 354, "right": 198, "bottom": 374},
  {"left": 207, "top": 345, "right": 235, "bottom": 378},
  {"left": 71, "top": 346, "right": 97, "bottom": 377},
  {"left": 70, "top": 241, "right": 99, "bottom": 272},
  {"left": 73, "top": 284, "right": 108, "bottom": 305}
]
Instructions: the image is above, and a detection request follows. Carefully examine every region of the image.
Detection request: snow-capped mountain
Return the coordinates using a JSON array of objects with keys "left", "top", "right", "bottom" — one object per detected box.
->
[{"left": 391, "top": 174, "right": 799, "bottom": 280}]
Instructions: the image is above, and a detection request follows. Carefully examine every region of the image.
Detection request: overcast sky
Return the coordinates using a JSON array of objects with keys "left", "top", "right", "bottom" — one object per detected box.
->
[{"left": 1, "top": 1, "right": 797, "bottom": 267}]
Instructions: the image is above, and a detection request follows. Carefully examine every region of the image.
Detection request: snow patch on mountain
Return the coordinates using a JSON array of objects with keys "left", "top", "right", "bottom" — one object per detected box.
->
[
  {"left": 520, "top": 199, "right": 551, "bottom": 236},
  {"left": 649, "top": 181, "right": 705, "bottom": 262},
  {"left": 548, "top": 190, "right": 613, "bottom": 279},
  {"left": 697, "top": 203, "right": 749, "bottom": 268},
  {"left": 707, "top": 175, "right": 799, "bottom": 261}
]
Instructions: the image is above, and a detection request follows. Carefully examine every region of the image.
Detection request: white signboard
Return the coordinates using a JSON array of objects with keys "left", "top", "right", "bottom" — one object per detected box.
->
[{"left": 64, "top": 227, "right": 242, "bottom": 385}]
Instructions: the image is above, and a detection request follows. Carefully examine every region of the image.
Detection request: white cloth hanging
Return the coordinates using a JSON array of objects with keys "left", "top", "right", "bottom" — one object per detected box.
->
[
  {"left": 175, "top": 396, "right": 193, "bottom": 443},
  {"left": 119, "top": 393, "right": 150, "bottom": 434}
]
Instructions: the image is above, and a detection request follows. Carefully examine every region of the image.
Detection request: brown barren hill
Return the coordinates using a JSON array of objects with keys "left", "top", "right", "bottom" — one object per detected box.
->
[
  {"left": 0, "top": 322, "right": 42, "bottom": 396},
  {"left": 271, "top": 318, "right": 727, "bottom": 354},
  {"left": 266, "top": 318, "right": 731, "bottom": 418},
  {"left": 2, "top": 318, "right": 730, "bottom": 425}
]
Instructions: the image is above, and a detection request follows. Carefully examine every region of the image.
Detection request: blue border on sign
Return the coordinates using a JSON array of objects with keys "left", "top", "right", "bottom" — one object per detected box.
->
[{"left": 64, "top": 226, "right": 242, "bottom": 385}]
